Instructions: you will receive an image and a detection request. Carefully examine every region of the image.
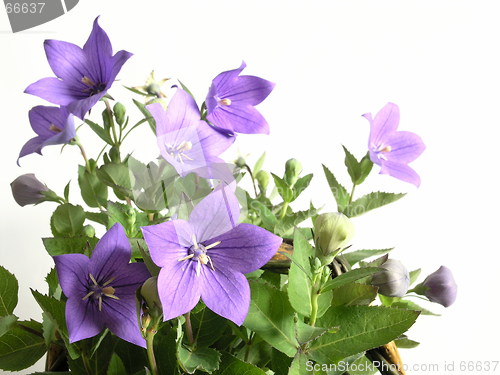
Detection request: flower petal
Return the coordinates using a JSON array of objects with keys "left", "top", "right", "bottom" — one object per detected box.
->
[
  {"left": 112, "top": 262, "right": 151, "bottom": 296},
  {"left": 197, "top": 121, "right": 235, "bottom": 157},
  {"left": 53, "top": 253, "right": 89, "bottom": 299},
  {"left": 189, "top": 183, "right": 240, "bottom": 243},
  {"left": 66, "top": 92, "right": 105, "bottom": 120},
  {"left": 379, "top": 160, "right": 421, "bottom": 187},
  {"left": 208, "top": 224, "right": 282, "bottom": 274},
  {"left": 108, "top": 50, "right": 133, "bottom": 88},
  {"left": 369, "top": 102, "right": 400, "bottom": 147},
  {"left": 225, "top": 75, "right": 275, "bottom": 106},
  {"left": 65, "top": 297, "right": 105, "bottom": 343},
  {"left": 25, "top": 77, "right": 83, "bottom": 106},
  {"left": 200, "top": 264, "right": 250, "bottom": 326},
  {"left": 207, "top": 103, "right": 270, "bottom": 135},
  {"left": 82, "top": 17, "right": 113, "bottom": 83},
  {"left": 157, "top": 258, "right": 200, "bottom": 321},
  {"left": 211, "top": 61, "right": 247, "bottom": 99},
  {"left": 385, "top": 130, "right": 426, "bottom": 164}
]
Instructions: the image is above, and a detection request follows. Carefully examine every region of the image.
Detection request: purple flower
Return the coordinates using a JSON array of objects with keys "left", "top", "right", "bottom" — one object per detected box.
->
[
  {"left": 10, "top": 173, "right": 49, "bottom": 207},
  {"left": 363, "top": 103, "right": 426, "bottom": 187},
  {"left": 17, "top": 106, "right": 76, "bottom": 165},
  {"left": 146, "top": 88, "right": 235, "bottom": 180},
  {"left": 205, "top": 61, "right": 275, "bottom": 135},
  {"left": 54, "top": 223, "right": 150, "bottom": 347},
  {"left": 142, "top": 183, "right": 282, "bottom": 325},
  {"left": 422, "top": 266, "right": 457, "bottom": 307},
  {"left": 25, "top": 17, "right": 132, "bottom": 120}
]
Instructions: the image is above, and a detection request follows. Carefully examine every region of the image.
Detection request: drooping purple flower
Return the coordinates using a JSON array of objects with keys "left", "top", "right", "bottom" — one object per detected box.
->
[
  {"left": 422, "top": 266, "right": 457, "bottom": 307},
  {"left": 25, "top": 17, "right": 132, "bottom": 120},
  {"left": 362, "top": 103, "right": 426, "bottom": 187},
  {"left": 53, "top": 223, "right": 150, "bottom": 347},
  {"left": 10, "top": 173, "right": 49, "bottom": 207},
  {"left": 205, "top": 61, "right": 275, "bottom": 135},
  {"left": 142, "top": 183, "right": 282, "bottom": 325},
  {"left": 17, "top": 106, "right": 76, "bottom": 165},
  {"left": 146, "top": 88, "right": 235, "bottom": 180}
]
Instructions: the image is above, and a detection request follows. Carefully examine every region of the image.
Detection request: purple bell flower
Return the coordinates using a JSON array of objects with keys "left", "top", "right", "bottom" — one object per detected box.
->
[
  {"left": 25, "top": 17, "right": 132, "bottom": 120},
  {"left": 205, "top": 61, "right": 275, "bottom": 135},
  {"left": 53, "top": 223, "right": 150, "bottom": 347},
  {"left": 372, "top": 259, "right": 410, "bottom": 297},
  {"left": 10, "top": 173, "right": 49, "bottom": 207},
  {"left": 420, "top": 266, "right": 458, "bottom": 307},
  {"left": 363, "top": 103, "right": 426, "bottom": 187},
  {"left": 142, "top": 183, "right": 282, "bottom": 325}
]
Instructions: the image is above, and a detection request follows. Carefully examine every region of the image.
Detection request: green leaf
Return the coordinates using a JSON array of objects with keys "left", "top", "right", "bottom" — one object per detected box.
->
[
  {"left": 328, "top": 354, "right": 377, "bottom": 375},
  {"left": 114, "top": 339, "right": 149, "bottom": 374},
  {"left": 409, "top": 268, "right": 421, "bottom": 286},
  {"left": 342, "top": 145, "right": 361, "bottom": 185},
  {"left": 135, "top": 240, "right": 161, "bottom": 276},
  {"left": 291, "top": 173, "right": 313, "bottom": 203},
  {"left": 133, "top": 99, "right": 156, "bottom": 135},
  {"left": 346, "top": 192, "right": 406, "bottom": 218},
  {"left": 357, "top": 152, "right": 374, "bottom": 186},
  {"left": 85, "top": 119, "right": 113, "bottom": 145},
  {"left": 308, "top": 305, "right": 419, "bottom": 365},
  {"left": 178, "top": 346, "right": 221, "bottom": 374},
  {"left": 342, "top": 249, "right": 394, "bottom": 267},
  {"left": 96, "top": 163, "right": 133, "bottom": 201},
  {"left": 275, "top": 205, "right": 323, "bottom": 237},
  {"left": 390, "top": 300, "right": 440, "bottom": 316},
  {"left": 331, "top": 283, "right": 378, "bottom": 307},
  {"left": 394, "top": 336, "right": 420, "bottom": 349},
  {"left": 0, "top": 315, "right": 18, "bottom": 336},
  {"left": 107, "top": 353, "right": 127, "bottom": 375},
  {"left": 322, "top": 165, "right": 350, "bottom": 211},
  {"left": 156, "top": 327, "right": 179, "bottom": 375},
  {"left": 253, "top": 152, "right": 266, "bottom": 177},
  {"left": 0, "top": 320, "right": 46, "bottom": 371},
  {"left": 288, "top": 350, "right": 313, "bottom": 375},
  {"left": 190, "top": 307, "right": 227, "bottom": 347},
  {"left": 295, "top": 317, "right": 337, "bottom": 346},
  {"left": 0, "top": 265, "right": 18, "bottom": 317},
  {"left": 271, "top": 347, "right": 293, "bottom": 375},
  {"left": 288, "top": 230, "right": 314, "bottom": 317},
  {"left": 51, "top": 204, "right": 86, "bottom": 237},
  {"left": 244, "top": 281, "right": 298, "bottom": 356},
  {"left": 86, "top": 211, "right": 109, "bottom": 227},
  {"left": 45, "top": 268, "right": 60, "bottom": 299},
  {"left": 214, "top": 351, "right": 267, "bottom": 375},
  {"left": 78, "top": 166, "right": 108, "bottom": 208},
  {"left": 42, "top": 237, "right": 99, "bottom": 257},
  {"left": 271, "top": 173, "right": 294, "bottom": 202},
  {"left": 320, "top": 268, "right": 382, "bottom": 293},
  {"left": 42, "top": 312, "right": 56, "bottom": 349},
  {"left": 63, "top": 181, "right": 71, "bottom": 202},
  {"left": 178, "top": 80, "right": 196, "bottom": 101},
  {"left": 235, "top": 337, "right": 271, "bottom": 368},
  {"left": 249, "top": 200, "right": 277, "bottom": 232}
]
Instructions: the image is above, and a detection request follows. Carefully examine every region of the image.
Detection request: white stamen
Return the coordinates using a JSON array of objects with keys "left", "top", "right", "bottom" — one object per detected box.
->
[{"left": 218, "top": 98, "right": 231, "bottom": 106}]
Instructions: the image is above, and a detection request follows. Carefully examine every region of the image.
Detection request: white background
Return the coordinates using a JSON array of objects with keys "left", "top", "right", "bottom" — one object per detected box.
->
[{"left": 1, "top": 1, "right": 499, "bottom": 373}]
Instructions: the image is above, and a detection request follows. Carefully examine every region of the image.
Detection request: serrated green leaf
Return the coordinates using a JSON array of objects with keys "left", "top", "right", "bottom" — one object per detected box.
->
[
  {"left": 409, "top": 269, "right": 421, "bottom": 286},
  {"left": 0, "top": 315, "right": 18, "bottom": 336},
  {"left": 342, "top": 145, "right": 361, "bottom": 185},
  {"left": 331, "top": 283, "right": 378, "bottom": 307},
  {"left": 272, "top": 173, "right": 294, "bottom": 202},
  {"left": 244, "top": 281, "right": 298, "bottom": 356},
  {"left": 190, "top": 307, "right": 227, "bottom": 347},
  {"left": 271, "top": 347, "right": 293, "bottom": 375},
  {"left": 0, "top": 320, "right": 46, "bottom": 371},
  {"left": 42, "top": 237, "right": 99, "bottom": 257},
  {"left": 96, "top": 163, "right": 133, "bottom": 201},
  {"left": 329, "top": 354, "right": 376, "bottom": 375},
  {"left": 0, "top": 266, "right": 18, "bottom": 317},
  {"left": 295, "top": 318, "right": 338, "bottom": 346},
  {"left": 51, "top": 204, "right": 86, "bottom": 237},
  {"left": 78, "top": 166, "right": 108, "bottom": 208},
  {"left": 275, "top": 205, "right": 323, "bottom": 237},
  {"left": 289, "top": 350, "right": 313, "bottom": 375},
  {"left": 320, "top": 268, "right": 382, "bottom": 293},
  {"left": 249, "top": 200, "right": 277, "bottom": 232},
  {"left": 322, "top": 165, "right": 350, "bottom": 212},
  {"left": 85, "top": 119, "right": 113, "bottom": 145},
  {"left": 214, "top": 351, "right": 267, "bottom": 375},
  {"left": 391, "top": 300, "right": 440, "bottom": 316},
  {"left": 342, "top": 249, "right": 394, "bottom": 267},
  {"left": 45, "top": 268, "right": 60, "bottom": 299},
  {"left": 288, "top": 230, "right": 314, "bottom": 317},
  {"left": 114, "top": 339, "right": 149, "bottom": 374},
  {"left": 178, "top": 346, "right": 221, "bottom": 374},
  {"left": 107, "top": 353, "right": 127, "bottom": 375},
  {"left": 346, "top": 192, "right": 405, "bottom": 218},
  {"left": 290, "top": 173, "right": 313, "bottom": 203},
  {"left": 309, "top": 305, "right": 419, "bottom": 365},
  {"left": 133, "top": 99, "right": 156, "bottom": 135},
  {"left": 155, "top": 327, "right": 179, "bottom": 375},
  {"left": 86, "top": 211, "right": 109, "bottom": 227},
  {"left": 42, "top": 312, "right": 56, "bottom": 349},
  {"left": 254, "top": 152, "right": 266, "bottom": 177}
]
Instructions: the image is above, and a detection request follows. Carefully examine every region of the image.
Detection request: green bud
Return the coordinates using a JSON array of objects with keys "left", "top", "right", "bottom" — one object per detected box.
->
[
  {"left": 124, "top": 207, "right": 136, "bottom": 227},
  {"left": 102, "top": 108, "right": 113, "bottom": 132},
  {"left": 284, "top": 158, "right": 302, "bottom": 187},
  {"left": 314, "top": 213, "right": 355, "bottom": 263},
  {"left": 113, "top": 102, "right": 126, "bottom": 126},
  {"left": 141, "top": 276, "right": 162, "bottom": 317},
  {"left": 255, "top": 170, "right": 270, "bottom": 191},
  {"left": 109, "top": 146, "right": 121, "bottom": 163},
  {"left": 81, "top": 224, "right": 95, "bottom": 238},
  {"left": 235, "top": 156, "right": 246, "bottom": 168}
]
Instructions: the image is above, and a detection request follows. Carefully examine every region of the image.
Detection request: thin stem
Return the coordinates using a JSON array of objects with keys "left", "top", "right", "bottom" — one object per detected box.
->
[
  {"left": 244, "top": 331, "right": 255, "bottom": 362},
  {"left": 104, "top": 98, "right": 119, "bottom": 145},
  {"left": 309, "top": 283, "right": 320, "bottom": 327},
  {"left": 81, "top": 352, "right": 93, "bottom": 375},
  {"left": 279, "top": 201, "right": 289, "bottom": 220},
  {"left": 184, "top": 312, "right": 194, "bottom": 345},
  {"left": 244, "top": 164, "right": 258, "bottom": 197},
  {"left": 76, "top": 140, "right": 91, "bottom": 173},
  {"left": 146, "top": 330, "right": 159, "bottom": 375},
  {"left": 348, "top": 184, "right": 356, "bottom": 205},
  {"left": 148, "top": 213, "right": 155, "bottom": 222}
]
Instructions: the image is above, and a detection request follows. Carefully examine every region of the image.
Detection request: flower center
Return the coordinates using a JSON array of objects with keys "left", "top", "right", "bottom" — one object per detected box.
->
[
  {"left": 372, "top": 143, "right": 392, "bottom": 161},
  {"left": 49, "top": 124, "right": 63, "bottom": 133},
  {"left": 218, "top": 98, "right": 231, "bottom": 106},
  {"left": 82, "top": 274, "right": 119, "bottom": 311},
  {"left": 178, "top": 234, "right": 220, "bottom": 276},
  {"left": 81, "top": 76, "right": 107, "bottom": 97},
  {"left": 165, "top": 141, "right": 193, "bottom": 164}
]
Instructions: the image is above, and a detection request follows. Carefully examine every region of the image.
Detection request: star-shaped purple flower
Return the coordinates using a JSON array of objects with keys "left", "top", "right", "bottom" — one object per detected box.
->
[
  {"left": 25, "top": 17, "right": 132, "bottom": 120},
  {"left": 205, "top": 61, "right": 275, "bottom": 135},
  {"left": 142, "top": 183, "right": 282, "bottom": 325},
  {"left": 53, "top": 223, "right": 150, "bottom": 347},
  {"left": 17, "top": 106, "right": 76, "bottom": 165},
  {"left": 146, "top": 88, "right": 235, "bottom": 180},
  {"left": 363, "top": 103, "right": 426, "bottom": 187}
]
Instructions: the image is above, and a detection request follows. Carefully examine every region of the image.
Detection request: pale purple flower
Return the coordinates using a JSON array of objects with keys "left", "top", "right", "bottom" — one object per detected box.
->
[
  {"left": 422, "top": 266, "right": 457, "bottom": 307},
  {"left": 146, "top": 88, "right": 235, "bottom": 180},
  {"left": 363, "top": 103, "right": 426, "bottom": 187},
  {"left": 54, "top": 223, "right": 150, "bottom": 347},
  {"left": 17, "top": 106, "right": 76, "bottom": 165},
  {"left": 142, "top": 183, "right": 282, "bottom": 325},
  {"left": 25, "top": 17, "right": 132, "bottom": 120},
  {"left": 372, "top": 259, "right": 410, "bottom": 297},
  {"left": 205, "top": 61, "right": 275, "bottom": 135},
  {"left": 10, "top": 173, "right": 49, "bottom": 207}
]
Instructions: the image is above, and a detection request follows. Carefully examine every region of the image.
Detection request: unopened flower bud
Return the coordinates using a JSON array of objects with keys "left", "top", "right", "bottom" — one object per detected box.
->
[
  {"left": 235, "top": 156, "right": 246, "bottom": 168},
  {"left": 415, "top": 266, "right": 457, "bottom": 307},
  {"left": 314, "top": 213, "right": 355, "bottom": 263},
  {"left": 109, "top": 146, "right": 120, "bottom": 163},
  {"left": 372, "top": 259, "right": 410, "bottom": 297},
  {"left": 113, "top": 102, "right": 126, "bottom": 126},
  {"left": 256, "top": 170, "right": 270, "bottom": 190},
  {"left": 141, "top": 277, "right": 162, "bottom": 315},
  {"left": 284, "top": 158, "right": 302, "bottom": 187},
  {"left": 81, "top": 225, "right": 95, "bottom": 238},
  {"left": 11, "top": 174, "right": 49, "bottom": 207}
]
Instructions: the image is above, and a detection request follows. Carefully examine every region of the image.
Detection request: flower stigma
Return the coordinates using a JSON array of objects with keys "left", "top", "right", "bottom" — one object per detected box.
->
[
  {"left": 372, "top": 143, "right": 392, "bottom": 161},
  {"left": 178, "top": 234, "right": 220, "bottom": 277},
  {"left": 165, "top": 141, "right": 193, "bottom": 164},
  {"left": 218, "top": 98, "right": 231, "bottom": 106},
  {"left": 82, "top": 273, "right": 119, "bottom": 312},
  {"left": 49, "top": 124, "right": 63, "bottom": 133},
  {"left": 81, "top": 76, "right": 107, "bottom": 96}
]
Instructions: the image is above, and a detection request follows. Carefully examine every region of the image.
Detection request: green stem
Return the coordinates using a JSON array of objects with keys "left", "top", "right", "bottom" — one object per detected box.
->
[
  {"left": 146, "top": 330, "right": 159, "bottom": 375},
  {"left": 309, "top": 283, "right": 320, "bottom": 326},
  {"left": 104, "top": 98, "right": 119, "bottom": 145},
  {"left": 348, "top": 184, "right": 356, "bottom": 205},
  {"left": 81, "top": 352, "right": 93, "bottom": 375},
  {"left": 280, "top": 201, "right": 289, "bottom": 220},
  {"left": 184, "top": 312, "right": 194, "bottom": 345},
  {"left": 244, "top": 331, "right": 255, "bottom": 362},
  {"left": 75, "top": 139, "right": 91, "bottom": 173},
  {"left": 244, "top": 164, "right": 258, "bottom": 197}
]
